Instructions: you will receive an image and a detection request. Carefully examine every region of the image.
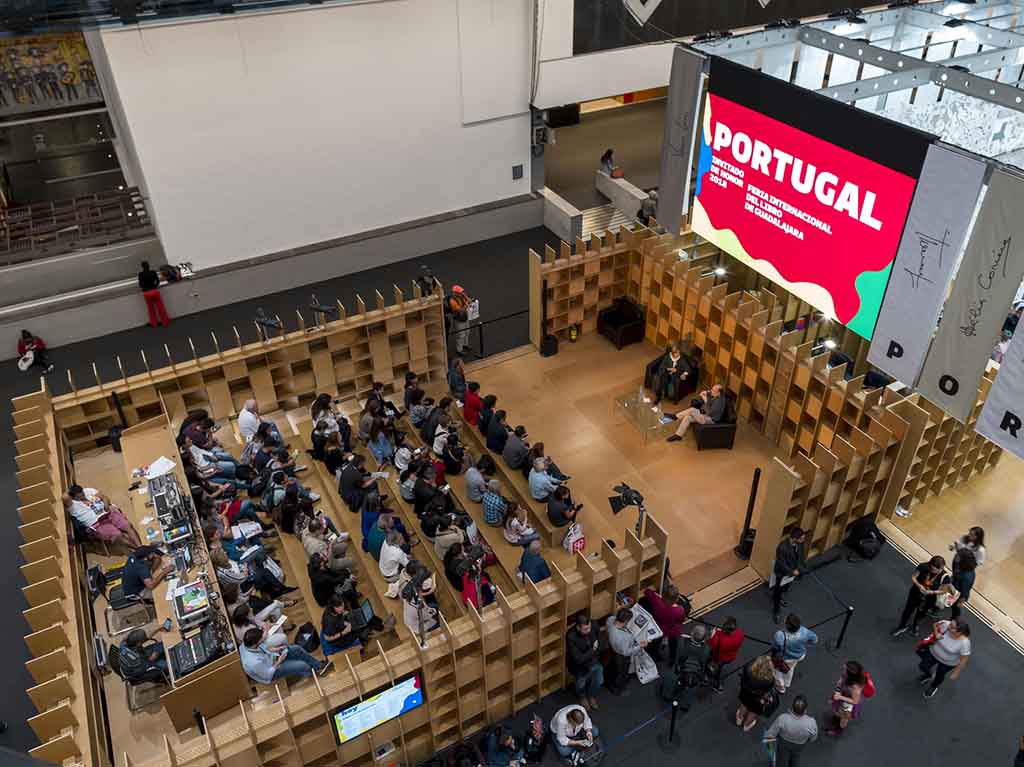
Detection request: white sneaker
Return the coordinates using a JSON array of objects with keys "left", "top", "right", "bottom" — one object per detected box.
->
[
  {"left": 642, "top": 396, "right": 652, "bottom": 404},
  {"left": 651, "top": 406, "right": 659, "bottom": 413},
  {"left": 308, "top": 492, "right": 321, "bottom": 502}
]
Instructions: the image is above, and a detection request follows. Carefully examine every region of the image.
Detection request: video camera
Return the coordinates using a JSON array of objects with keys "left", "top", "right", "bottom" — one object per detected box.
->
[
  {"left": 455, "top": 545, "right": 487, "bottom": 578},
  {"left": 400, "top": 561, "right": 432, "bottom": 604}
]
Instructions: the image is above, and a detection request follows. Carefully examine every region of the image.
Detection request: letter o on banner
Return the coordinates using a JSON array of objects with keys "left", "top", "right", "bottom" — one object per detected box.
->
[
  {"left": 938, "top": 375, "right": 959, "bottom": 396},
  {"left": 733, "top": 132, "right": 752, "bottom": 164}
]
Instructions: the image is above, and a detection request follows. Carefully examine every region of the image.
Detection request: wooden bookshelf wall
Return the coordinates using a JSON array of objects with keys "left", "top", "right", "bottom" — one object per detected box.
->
[
  {"left": 528, "top": 226, "right": 648, "bottom": 345},
  {"left": 52, "top": 286, "right": 449, "bottom": 451},
  {"left": 15, "top": 382, "right": 108, "bottom": 767},
  {"left": 527, "top": 226, "right": 1003, "bottom": 572}
]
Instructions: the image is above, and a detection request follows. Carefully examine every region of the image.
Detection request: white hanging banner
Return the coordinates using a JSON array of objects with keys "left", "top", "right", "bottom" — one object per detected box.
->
[
  {"left": 976, "top": 330, "right": 1024, "bottom": 459},
  {"left": 867, "top": 145, "right": 986, "bottom": 384},
  {"left": 917, "top": 168, "right": 1024, "bottom": 422}
]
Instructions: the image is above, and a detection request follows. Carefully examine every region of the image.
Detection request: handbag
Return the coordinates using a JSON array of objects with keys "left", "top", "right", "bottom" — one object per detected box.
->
[
  {"left": 630, "top": 649, "right": 660, "bottom": 685},
  {"left": 914, "top": 633, "right": 938, "bottom": 652},
  {"left": 771, "top": 636, "right": 790, "bottom": 673},
  {"left": 863, "top": 671, "right": 876, "bottom": 699},
  {"left": 761, "top": 687, "right": 781, "bottom": 716},
  {"left": 562, "top": 522, "right": 586, "bottom": 553}
]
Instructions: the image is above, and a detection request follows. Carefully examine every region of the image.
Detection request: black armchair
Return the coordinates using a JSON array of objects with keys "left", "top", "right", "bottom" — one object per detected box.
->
[
  {"left": 693, "top": 395, "right": 737, "bottom": 451},
  {"left": 644, "top": 349, "right": 700, "bottom": 405},
  {"left": 597, "top": 298, "right": 645, "bottom": 349}
]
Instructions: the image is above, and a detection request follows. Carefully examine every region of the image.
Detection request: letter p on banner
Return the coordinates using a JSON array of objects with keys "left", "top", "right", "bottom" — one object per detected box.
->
[{"left": 977, "top": 328, "right": 1024, "bottom": 459}]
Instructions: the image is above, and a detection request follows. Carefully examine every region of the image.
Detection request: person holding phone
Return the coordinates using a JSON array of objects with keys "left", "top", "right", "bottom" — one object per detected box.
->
[
  {"left": 240, "top": 627, "right": 330, "bottom": 683},
  {"left": 551, "top": 705, "right": 598, "bottom": 759}
]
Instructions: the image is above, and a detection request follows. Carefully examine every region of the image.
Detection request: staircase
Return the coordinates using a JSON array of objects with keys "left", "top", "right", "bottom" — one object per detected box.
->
[{"left": 581, "top": 203, "right": 634, "bottom": 239}]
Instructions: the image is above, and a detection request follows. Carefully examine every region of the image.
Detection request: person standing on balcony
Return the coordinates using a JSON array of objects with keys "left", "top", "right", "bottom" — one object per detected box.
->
[{"left": 138, "top": 261, "right": 169, "bottom": 327}]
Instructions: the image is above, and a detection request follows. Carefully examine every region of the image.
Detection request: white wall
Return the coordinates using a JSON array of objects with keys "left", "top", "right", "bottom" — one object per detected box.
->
[
  {"left": 533, "top": 43, "right": 675, "bottom": 109},
  {"left": 98, "top": 0, "right": 532, "bottom": 271}
]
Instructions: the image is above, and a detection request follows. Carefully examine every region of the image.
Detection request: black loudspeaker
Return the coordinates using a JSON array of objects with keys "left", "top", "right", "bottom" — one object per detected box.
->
[
  {"left": 540, "top": 334, "right": 559, "bottom": 357},
  {"left": 546, "top": 104, "right": 581, "bottom": 128}
]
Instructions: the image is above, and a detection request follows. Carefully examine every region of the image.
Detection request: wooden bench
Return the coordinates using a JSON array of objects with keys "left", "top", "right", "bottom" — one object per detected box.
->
[
  {"left": 396, "top": 417, "right": 520, "bottom": 597},
  {"left": 295, "top": 428, "right": 411, "bottom": 647},
  {"left": 353, "top": 437, "right": 466, "bottom": 619},
  {"left": 451, "top": 407, "right": 562, "bottom": 548}
]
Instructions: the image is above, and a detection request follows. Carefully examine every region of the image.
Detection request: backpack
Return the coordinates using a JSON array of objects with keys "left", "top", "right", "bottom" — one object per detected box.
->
[
  {"left": 117, "top": 643, "right": 147, "bottom": 681},
  {"left": 845, "top": 516, "right": 886, "bottom": 561},
  {"left": 240, "top": 439, "right": 261, "bottom": 466},
  {"left": 294, "top": 622, "right": 320, "bottom": 652}
]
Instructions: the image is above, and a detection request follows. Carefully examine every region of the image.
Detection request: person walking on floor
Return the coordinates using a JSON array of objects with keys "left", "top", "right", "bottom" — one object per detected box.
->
[
  {"left": 771, "top": 614, "right": 817, "bottom": 694},
  {"left": 764, "top": 694, "right": 817, "bottom": 767},
  {"left": 950, "top": 526, "right": 986, "bottom": 569},
  {"left": 825, "top": 660, "right": 866, "bottom": 736},
  {"left": 736, "top": 655, "right": 777, "bottom": 732},
  {"left": 950, "top": 550, "right": 977, "bottom": 620},
  {"left": 918, "top": 618, "right": 971, "bottom": 699},
  {"left": 138, "top": 261, "right": 169, "bottom": 327},
  {"left": 891, "top": 555, "right": 946, "bottom": 638},
  {"left": 771, "top": 528, "right": 806, "bottom": 624},
  {"left": 709, "top": 616, "right": 745, "bottom": 693}
]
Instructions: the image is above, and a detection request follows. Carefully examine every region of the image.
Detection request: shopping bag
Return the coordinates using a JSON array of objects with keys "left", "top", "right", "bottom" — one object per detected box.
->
[
  {"left": 630, "top": 649, "right": 660, "bottom": 685},
  {"left": 562, "top": 522, "right": 586, "bottom": 553}
]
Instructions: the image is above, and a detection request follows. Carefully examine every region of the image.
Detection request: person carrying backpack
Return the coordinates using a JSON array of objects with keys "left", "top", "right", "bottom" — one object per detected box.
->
[{"left": 673, "top": 624, "right": 711, "bottom": 711}]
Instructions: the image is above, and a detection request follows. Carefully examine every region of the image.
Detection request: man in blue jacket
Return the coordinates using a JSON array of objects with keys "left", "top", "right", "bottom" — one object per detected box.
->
[{"left": 519, "top": 540, "right": 551, "bottom": 584}]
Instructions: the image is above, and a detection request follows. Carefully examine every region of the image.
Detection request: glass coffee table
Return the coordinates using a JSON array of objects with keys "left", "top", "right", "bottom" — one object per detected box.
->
[{"left": 613, "top": 390, "right": 679, "bottom": 444}]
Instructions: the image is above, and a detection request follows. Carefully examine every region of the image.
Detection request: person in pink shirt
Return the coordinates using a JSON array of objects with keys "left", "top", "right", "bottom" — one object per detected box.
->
[{"left": 644, "top": 584, "right": 688, "bottom": 665}]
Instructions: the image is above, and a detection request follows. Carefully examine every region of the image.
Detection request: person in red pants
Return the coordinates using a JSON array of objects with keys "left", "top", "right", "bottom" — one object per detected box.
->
[{"left": 138, "top": 261, "right": 169, "bottom": 327}]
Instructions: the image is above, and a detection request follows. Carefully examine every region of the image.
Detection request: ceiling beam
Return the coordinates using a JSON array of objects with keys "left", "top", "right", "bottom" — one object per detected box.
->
[{"left": 902, "top": 5, "right": 1024, "bottom": 48}]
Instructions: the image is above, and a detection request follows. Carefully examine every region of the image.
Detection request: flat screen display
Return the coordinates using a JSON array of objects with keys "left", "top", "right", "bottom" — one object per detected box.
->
[
  {"left": 692, "top": 59, "right": 931, "bottom": 340},
  {"left": 330, "top": 675, "right": 424, "bottom": 745}
]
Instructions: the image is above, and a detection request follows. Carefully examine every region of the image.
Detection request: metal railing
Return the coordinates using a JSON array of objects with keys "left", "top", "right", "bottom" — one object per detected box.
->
[{"left": 444, "top": 309, "right": 531, "bottom": 361}]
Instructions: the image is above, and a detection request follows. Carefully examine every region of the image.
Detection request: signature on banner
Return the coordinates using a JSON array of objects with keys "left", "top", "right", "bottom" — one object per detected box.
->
[{"left": 904, "top": 228, "right": 951, "bottom": 289}]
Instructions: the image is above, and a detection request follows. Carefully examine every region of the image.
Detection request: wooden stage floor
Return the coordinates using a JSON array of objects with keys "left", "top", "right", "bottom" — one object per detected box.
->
[{"left": 465, "top": 335, "right": 779, "bottom": 591}]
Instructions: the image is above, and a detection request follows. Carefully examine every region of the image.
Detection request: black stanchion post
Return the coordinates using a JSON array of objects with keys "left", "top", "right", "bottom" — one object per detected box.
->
[
  {"left": 734, "top": 467, "right": 760, "bottom": 559},
  {"left": 836, "top": 605, "right": 854, "bottom": 649},
  {"left": 656, "top": 700, "right": 682, "bottom": 752}
]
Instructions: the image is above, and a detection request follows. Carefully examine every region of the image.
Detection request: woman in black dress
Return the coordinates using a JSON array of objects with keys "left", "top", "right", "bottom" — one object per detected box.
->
[{"left": 736, "top": 654, "right": 777, "bottom": 732}]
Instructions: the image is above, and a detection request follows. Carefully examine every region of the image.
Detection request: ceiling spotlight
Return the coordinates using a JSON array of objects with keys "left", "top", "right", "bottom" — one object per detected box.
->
[
  {"left": 944, "top": 17, "right": 966, "bottom": 27},
  {"left": 757, "top": 0, "right": 771, "bottom": 8},
  {"left": 714, "top": 267, "right": 727, "bottom": 276},
  {"left": 824, "top": 339, "right": 838, "bottom": 350}
]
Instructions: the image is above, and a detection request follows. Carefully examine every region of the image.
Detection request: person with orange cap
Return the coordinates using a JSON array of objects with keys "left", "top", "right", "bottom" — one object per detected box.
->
[{"left": 447, "top": 284, "right": 472, "bottom": 355}]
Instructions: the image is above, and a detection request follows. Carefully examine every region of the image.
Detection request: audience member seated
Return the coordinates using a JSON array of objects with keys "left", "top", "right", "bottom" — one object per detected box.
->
[
  {"left": 413, "top": 464, "right": 454, "bottom": 516},
  {"left": 182, "top": 416, "right": 230, "bottom": 457},
  {"left": 367, "top": 512, "right": 407, "bottom": 561},
  {"left": 551, "top": 705, "right": 598, "bottom": 760},
  {"left": 118, "top": 626, "right": 170, "bottom": 684},
  {"left": 231, "top": 603, "right": 289, "bottom": 649},
  {"left": 311, "top": 394, "right": 352, "bottom": 451},
  {"left": 486, "top": 409, "right": 510, "bottom": 453},
  {"left": 401, "top": 565, "right": 440, "bottom": 634},
  {"left": 368, "top": 418, "right": 396, "bottom": 465},
  {"left": 301, "top": 517, "right": 354, "bottom": 573},
  {"left": 359, "top": 400, "right": 382, "bottom": 443},
  {"left": 443, "top": 543, "right": 467, "bottom": 592},
  {"left": 529, "top": 457, "right": 565, "bottom": 502},
  {"left": 482, "top": 480, "right": 509, "bottom": 526},
  {"left": 504, "top": 505, "right": 539, "bottom": 546},
  {"left": 380, "top": 529, "right": 411, "bottom": 583},
  {"left": 502, "top": 425, "right": 530, "bottom": 471},
  {"left": 441, "top": 430, "right": 469, "bottom": 476},
  {"left": 464, "top": 454, "right": 495, "bottom": 503},
  {"left": 268, "top": 445, "right": 309, "bottom": 478},
  {"left": 179, "top": 434, "right": 245, "bottom": 487},
  {"left": 393, "top": 433, "right": 415, "bottom": 473},
  {"left": 519, "top": 540, "right": 551, "bottom": 584},
  {"left": 366, "top": 380, "right": 402, "bottom": 421},
  {"left": 408, "top": 390, "right": 432, "bottom": 428},
  {"left": 238, "top": 399, "right": 284, "bottom": 445},
  {"left": 320, "top": 432, "right": 349, "bottom": 480},
  {"left": 221, "top": 581, "right": 287, "bottom": 627},
  {"left": 566, "top": 613, "right": 603, "bottom": 709},
  {"left": 547, "top": 486, "right": 580, "bottom": 528},
  {"left": 463, "top": 381, "right": 483, "bottom": 426},
  {"left": 430, "top": 413, "right": 453, "bottom": 456},
  {"left": 308, "top": 553, "right": 357, "bottom": 608},
  {"left": 448, "top": 358, "right": 467, "bottom": 400},
  {"left": 646, "top": 344, "right": 697, "bottom": 408},
  {"left": 523, "top": 444, "right": 569, "bottom": 482},
  {"left": 240, "top": 627, "right": 330, "bottom": 684},
  {"left": 340, "top": 454, "right": 375, "bottom": 511},
  {"left": 399, "top": 460, "right": 422, "bottom": 503},
  {"left": 433, "top": 516, "right": 466, "bottom": 559},
  {"left": 459, "top": 548, "right": 495, "bottom": 609},
  {"left": 404, "top": 372, "right": 421, "bottom": 413},
  {"left": 64, "top": 484, "right": 141, "bottom": 548},
  {"left": 420, "top": 397, "right": 453, "bottom": 445},
  {"left": 667, "top": 384, "right": 727, "bottom": 443},
  {"left": 321, "top": 593, "right": 363, "bottom": 657},
  {"left": 477, "top": 395, "right": 498, "bottom": 434},
  {"left": 121, "top": 545, "right": 174, "bottom": 598},
  {"left": 486, "top": 726, "right": 524, "bottom": 767}
]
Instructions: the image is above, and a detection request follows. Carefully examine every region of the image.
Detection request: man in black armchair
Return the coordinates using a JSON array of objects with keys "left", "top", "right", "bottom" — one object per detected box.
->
[{"left": 667, "top": 384, "right": 726, "bottom": 443}]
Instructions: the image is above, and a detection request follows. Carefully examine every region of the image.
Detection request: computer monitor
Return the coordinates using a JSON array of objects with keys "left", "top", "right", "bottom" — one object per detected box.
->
[{"left": 330, "top": 675, "right": 424, "bottom": 745}]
